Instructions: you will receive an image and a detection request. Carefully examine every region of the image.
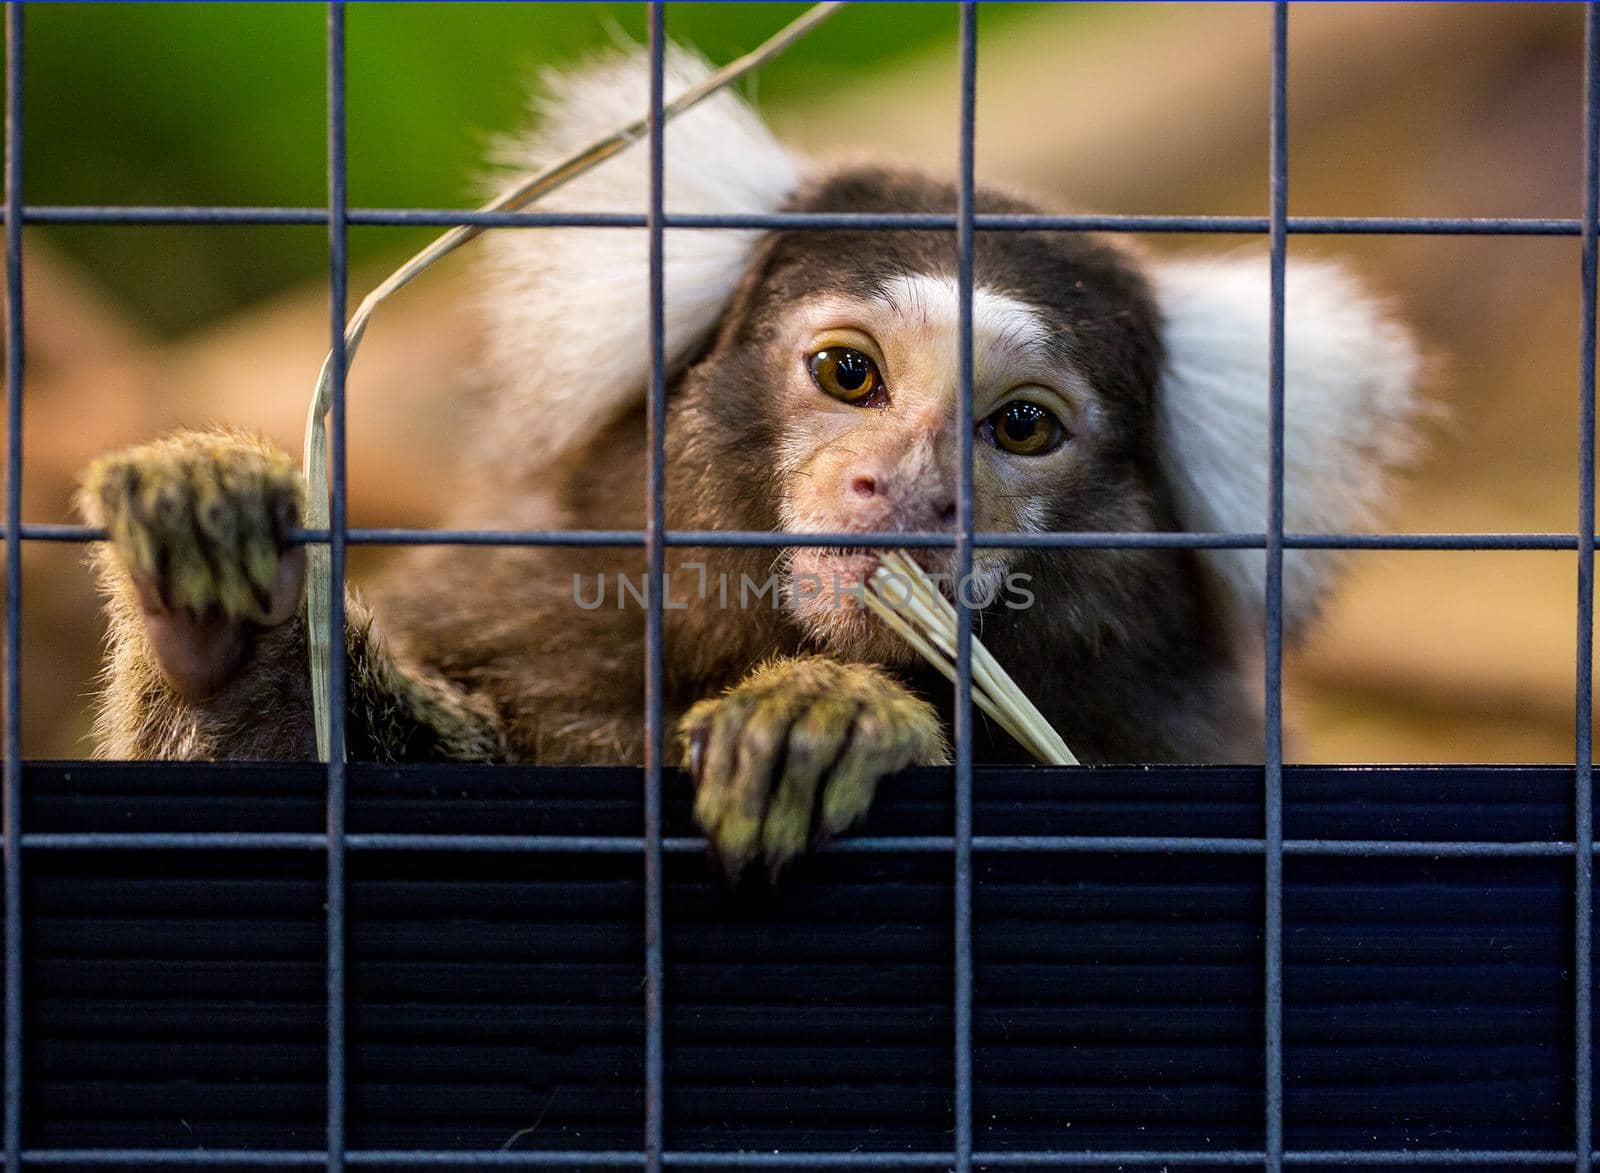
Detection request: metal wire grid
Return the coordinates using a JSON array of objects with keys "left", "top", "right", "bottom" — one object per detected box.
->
[{"left": 0, "top": 1, "right": 1597, "bottom": 1169}]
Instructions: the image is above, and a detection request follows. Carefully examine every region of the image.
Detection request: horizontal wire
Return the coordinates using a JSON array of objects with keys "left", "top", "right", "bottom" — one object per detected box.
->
[
  {"left": 12, "top": 1148, "right": 1589, "bottom": 1168},
  {"left": 12, "top": 830, "right": 1586, "bottom": 856},
  {"left": 7, "top": 524, "right": 1593, "bottom": 551},
  {"left": 11, "top": 206, "right": 1590, "bottom": 235}
]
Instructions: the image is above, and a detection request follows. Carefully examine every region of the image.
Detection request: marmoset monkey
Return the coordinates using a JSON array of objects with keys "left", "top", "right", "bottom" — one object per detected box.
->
[{"left": 79, "top": 48, "right": 1421, "bottom": 876}]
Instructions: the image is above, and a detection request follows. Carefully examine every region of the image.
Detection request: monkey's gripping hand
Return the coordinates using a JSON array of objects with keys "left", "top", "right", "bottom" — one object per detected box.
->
[
  {"left": 79, "top": 430, "right": 505, "bottom": 761},
  {"left": 679, "top": 656, "right": 949, "bottom": 878},
  {"left": 80, "top": 431, "right": 306, "bottom": 703}
]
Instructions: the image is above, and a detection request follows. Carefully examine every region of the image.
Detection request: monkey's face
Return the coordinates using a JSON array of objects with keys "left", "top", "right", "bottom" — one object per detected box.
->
[
  {"left": 669, "top": 169, "right": 1167, "bottom": 667},
  {"left": 758, "top": 271, "right": 1142, "bottom": 664}
]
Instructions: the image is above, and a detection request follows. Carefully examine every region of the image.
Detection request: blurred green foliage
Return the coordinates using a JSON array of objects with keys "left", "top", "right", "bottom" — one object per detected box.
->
[{"left": 25, "top": 2, "right": 1044, "bottom": 336}]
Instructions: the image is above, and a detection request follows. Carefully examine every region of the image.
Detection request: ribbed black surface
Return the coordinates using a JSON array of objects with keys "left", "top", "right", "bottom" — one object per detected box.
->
[{"left": 4, "top": 763, "right": 1589, "bottom": 1161}]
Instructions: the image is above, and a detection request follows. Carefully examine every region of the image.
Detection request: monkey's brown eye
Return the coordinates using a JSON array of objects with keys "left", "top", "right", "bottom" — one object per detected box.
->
[
  {"left": 808, "top": 347, "right": 884, "bottom": 406},
  {"left": 983, "top": 400, "right": 1066, "bottom": 456}
]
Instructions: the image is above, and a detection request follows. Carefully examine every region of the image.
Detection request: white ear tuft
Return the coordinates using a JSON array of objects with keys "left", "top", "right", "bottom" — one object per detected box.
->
[
  {"left": 1153, "top": 254, "right": 1424, "bottom": 636},
  {"left": 477, "top": 44, "right": 804, "bottom": 467}
]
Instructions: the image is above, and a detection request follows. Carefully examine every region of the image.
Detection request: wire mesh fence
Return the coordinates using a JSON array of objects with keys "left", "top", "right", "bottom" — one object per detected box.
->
[{"left": 2, "top": 2, "right": 1599, "bottom": 1169}]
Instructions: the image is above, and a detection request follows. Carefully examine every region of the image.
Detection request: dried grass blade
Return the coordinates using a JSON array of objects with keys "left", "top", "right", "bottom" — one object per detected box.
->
[
  {"left": 874, "top": 551, "right": 1079, "bottom": 766},
  {"left": 301, "top": 2, "right": 847, "bottom": 759}
]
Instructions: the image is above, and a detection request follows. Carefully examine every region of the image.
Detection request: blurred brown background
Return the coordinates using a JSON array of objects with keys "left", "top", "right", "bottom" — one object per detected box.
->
[{"left": 4, "top": 2, "right": 1591, "bottom": 762}]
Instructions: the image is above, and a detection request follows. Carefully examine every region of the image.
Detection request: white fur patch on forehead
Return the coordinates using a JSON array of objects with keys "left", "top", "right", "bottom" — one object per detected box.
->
[{"left": 869, "top": 273, "right": 1060, "bottom": 377}]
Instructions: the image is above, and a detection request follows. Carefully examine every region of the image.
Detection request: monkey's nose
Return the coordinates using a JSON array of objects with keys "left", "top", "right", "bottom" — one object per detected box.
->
[{"left": 842, "top": 472, "right": 955, "bottom": 529}]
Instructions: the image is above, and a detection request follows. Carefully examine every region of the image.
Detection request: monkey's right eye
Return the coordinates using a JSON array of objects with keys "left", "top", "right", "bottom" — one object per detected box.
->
[{"left": 808, "top": 348, "right": 885, "bottom": 407}]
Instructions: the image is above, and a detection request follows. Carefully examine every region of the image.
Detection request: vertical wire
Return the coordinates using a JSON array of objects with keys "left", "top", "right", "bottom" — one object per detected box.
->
[
  {"left": 952, "top": 4, "right": 977, "bottom": 1172},
  {"left": 2, "top": 4, "right": 19, "bottom": 1166},
  {"left": 643, "top": 5, "right": 667, "bottom": 1171},
  {"left": 324, "top": 5, "right": 348, "bottom": 1171},
  {"left": 1577, "top": 5, "right": 1598, "bottom": 1168},
  {"left": 1264, "top": 4, "right": 1288, "bottom": 1170}
]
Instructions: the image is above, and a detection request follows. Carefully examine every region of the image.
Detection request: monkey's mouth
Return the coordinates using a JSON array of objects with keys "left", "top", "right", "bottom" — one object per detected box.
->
[
  {"left": 779, "top": 545, "right": 972, "bottom": 665},
  {"left": 786, "top": 546, "right": 960, "bottom": 604},
  {"left": 786, "top": 546, "right": 882, "bottom": 595}
]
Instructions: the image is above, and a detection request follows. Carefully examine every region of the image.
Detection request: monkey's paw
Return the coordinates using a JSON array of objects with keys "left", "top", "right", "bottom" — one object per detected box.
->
[
  {"left": 80, "top": 431, "right": 306, "bottom": 701},
  {"left": 679, "top": 656, "right": 949, "bottom": 879}
]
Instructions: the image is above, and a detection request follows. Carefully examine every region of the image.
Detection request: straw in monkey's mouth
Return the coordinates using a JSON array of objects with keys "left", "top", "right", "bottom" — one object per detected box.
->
[{"left": 864, "top": 550, "right": 1078, "bottom": 766}]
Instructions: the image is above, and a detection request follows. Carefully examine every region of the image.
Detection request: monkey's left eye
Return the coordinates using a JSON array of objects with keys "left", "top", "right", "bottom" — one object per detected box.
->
[
  {"left": 982, "top": 400, "right": 1067, "bottom": 456},
  {"left": 808, "top": 347, "right": 885, "bottom": 407}
]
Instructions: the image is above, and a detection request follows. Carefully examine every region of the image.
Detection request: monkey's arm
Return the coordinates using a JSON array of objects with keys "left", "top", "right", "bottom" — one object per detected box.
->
[
  {"left": 679, "top": 655, "right": 948, "bottom": 878},
  {"left": 79, "top": 431, "right": 504, "bottom": 762}
]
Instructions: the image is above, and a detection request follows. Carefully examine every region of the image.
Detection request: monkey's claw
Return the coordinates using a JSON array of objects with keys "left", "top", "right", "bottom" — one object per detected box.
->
[
  {"left": 679, "top": 656, "right": 948, "bottom": 879},
  {"left": 80, "top": 431, "right": 306, "bottom": 700}
]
